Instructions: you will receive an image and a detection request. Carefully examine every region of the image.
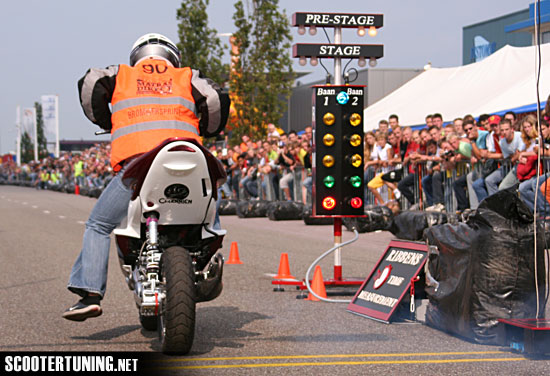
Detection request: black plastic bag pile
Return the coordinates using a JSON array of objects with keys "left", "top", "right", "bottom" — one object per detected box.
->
[
  {"left": 219, "top": 199, "right": 238, "bottom": 215},
  {"left": 388, "top": 210, "right": 447, "bottom": 240},
  {"left": 423, "top": 190, "right": 547, "bottom": 345},
  {"left": 236, "top": 200, "right": 270, "bottom": 218},
  {"left": 267, "top": 201, "right": 304, "bottom": 221},
  {"left": 342, "top": 205, "right": 394, "bottom": 233},
  {"left": 302, "top": 205, "right": 333, "bottom": 225}
]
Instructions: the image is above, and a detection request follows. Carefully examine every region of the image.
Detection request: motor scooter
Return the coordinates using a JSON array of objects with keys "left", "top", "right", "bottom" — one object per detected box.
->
[{"left": 113, "top": 137, "right": 226, "bottom": 354}]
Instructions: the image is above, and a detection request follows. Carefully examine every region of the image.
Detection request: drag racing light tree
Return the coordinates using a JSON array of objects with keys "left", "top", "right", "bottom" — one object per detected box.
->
[{"left": 313, "top": 86, "right": 365, "bottom": 216}]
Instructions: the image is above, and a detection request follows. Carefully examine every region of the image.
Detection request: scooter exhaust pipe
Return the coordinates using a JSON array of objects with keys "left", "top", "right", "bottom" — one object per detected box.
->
[{"left": 195, "top": 253, "right": 224, "bottom": 302}]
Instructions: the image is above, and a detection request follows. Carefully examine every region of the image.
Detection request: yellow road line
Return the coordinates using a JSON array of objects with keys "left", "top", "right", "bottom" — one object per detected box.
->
[
  {"left": 151, "top": 351, "right": 504, "bottom": 363},
  {"left": 153, "top": 357, "right": 524, "bottom": 370}
]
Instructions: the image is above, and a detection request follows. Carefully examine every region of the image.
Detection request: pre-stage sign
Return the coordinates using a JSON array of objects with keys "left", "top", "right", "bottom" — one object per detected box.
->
[
  {"left": 347, "top": 240, "right": 428, "bottom": 323},
  {"left": 292, "top": 12, "right": 383, "bottom": 28}
]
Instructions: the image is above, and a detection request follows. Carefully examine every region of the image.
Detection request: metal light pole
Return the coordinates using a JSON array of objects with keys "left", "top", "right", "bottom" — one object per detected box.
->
[
  {"left": 333, "top": 25, "right": 343, "bottom": 280},
  {"left": 16, "top": 106, "right": 21, "bottom": 167}
]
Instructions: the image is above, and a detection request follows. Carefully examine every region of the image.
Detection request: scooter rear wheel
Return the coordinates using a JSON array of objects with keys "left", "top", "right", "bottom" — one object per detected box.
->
[{"left": 158, "top": 246, "right": 196, "bottom": 354}]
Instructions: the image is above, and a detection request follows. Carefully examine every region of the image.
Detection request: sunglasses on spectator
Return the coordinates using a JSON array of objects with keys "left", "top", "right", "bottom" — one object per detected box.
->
[{"left": 464, "top": 127, "right": 473, "bottom": 132}]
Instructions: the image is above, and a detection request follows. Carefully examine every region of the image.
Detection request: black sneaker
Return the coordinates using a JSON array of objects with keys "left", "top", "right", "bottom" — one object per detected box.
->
[{"left": 62, "top": 295, "right": 102, "bottom": 322}]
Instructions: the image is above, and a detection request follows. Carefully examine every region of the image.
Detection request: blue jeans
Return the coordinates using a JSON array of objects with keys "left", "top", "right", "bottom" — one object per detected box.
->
[
  {"left": 519, "top": 174, "right": 550, "bottom": 217},
  {"left": 472, "top": 177, "right": 488, "bottom": 202},
  {"left": 68, "top": 168, "right": 133, "bottom": 298},
  {"left": 484, "top": 167, "right": 503, "bottom": 196},
  {"left": 421, "top": 175, "right": 434, "bottom": 207}
]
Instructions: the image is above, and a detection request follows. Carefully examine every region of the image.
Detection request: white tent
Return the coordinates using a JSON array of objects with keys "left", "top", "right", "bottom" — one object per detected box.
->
[{"left": 363, "top": 44, "right": 550, "bottom": 131}]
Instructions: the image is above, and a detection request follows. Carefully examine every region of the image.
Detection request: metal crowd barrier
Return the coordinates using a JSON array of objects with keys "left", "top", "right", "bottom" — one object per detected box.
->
[
  {"left": 229, "top": 166, "right": 309, "bottom": 203},
  {"left": 219, "top": 156, "right": 550, "bottom": 214}
]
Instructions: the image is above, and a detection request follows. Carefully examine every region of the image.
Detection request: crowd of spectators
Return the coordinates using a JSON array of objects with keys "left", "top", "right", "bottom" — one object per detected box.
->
[
  {"left": 213, "top": 123, "right": 313, "bottom": 202},
  {"left": 363, "top": 109, "right": 550, "bottom": 218},
  {"left": 2, "top": 108, "right": 550, "bottom": 219},
  {"left": 0, "top": 143, "right": 112, "bottom": 191}
]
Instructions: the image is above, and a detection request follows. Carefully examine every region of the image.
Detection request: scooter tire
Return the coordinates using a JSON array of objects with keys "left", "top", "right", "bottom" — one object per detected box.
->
[{"left": 158, "top": 246, "right": 196, "bottom": 354}]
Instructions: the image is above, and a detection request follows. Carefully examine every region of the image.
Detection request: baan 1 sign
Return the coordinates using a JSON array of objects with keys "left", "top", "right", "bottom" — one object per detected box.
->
[{"left": 293, "top": 44, "right": 383, "bottom": 59}]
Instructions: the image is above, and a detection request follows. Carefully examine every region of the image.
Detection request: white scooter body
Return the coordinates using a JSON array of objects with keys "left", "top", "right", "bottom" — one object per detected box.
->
[{"left": 114, "top": 139, "right": 226, "bottom": 239}]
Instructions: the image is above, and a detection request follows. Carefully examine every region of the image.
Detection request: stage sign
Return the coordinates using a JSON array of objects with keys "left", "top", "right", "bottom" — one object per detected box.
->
[
  {"left": 293, "top": 44, "right": 383, "bottom": 59},
  {"left": 347, "top": 240, "right": 428, "bottom": 323}
]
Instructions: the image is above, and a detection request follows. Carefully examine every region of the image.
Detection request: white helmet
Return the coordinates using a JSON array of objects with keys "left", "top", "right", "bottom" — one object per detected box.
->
[{"left": 129, "top": 33, "right": 181, "bottom": 67}]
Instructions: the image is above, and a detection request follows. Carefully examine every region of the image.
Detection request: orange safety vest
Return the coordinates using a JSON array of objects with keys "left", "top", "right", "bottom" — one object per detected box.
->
[{"left": 110, "top": 59, "right": 201, "bottom": 170}]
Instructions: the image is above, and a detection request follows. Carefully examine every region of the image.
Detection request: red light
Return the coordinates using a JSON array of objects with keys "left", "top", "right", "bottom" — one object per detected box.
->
[
  {"left": 350, "top": 197, "right": 363, "bottom": 209},
  {"left": 322, "top": 196, "right": 336, "bottom": 210}
]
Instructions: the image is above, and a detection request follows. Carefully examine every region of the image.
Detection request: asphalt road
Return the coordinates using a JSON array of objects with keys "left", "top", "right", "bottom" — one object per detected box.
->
[{"left": 1, "top": 185, "right": 549, "bottom": 376}]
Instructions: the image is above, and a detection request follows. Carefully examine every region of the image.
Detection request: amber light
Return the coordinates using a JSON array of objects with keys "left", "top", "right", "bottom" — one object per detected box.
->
[
  {"left": 323, "top": 112, "right": 335, "bottom": 126},
  {"left": 322, "top": 196, "right": 336, "bottom": 210},
  {"left": 323, "top": 133, "right": 335, "bottom": 147},
  {"left": 350, "top": 197, "right": 363, "bottom": 209},
  {"left": 349, "top": 154, "right": 362, "bottom": 168},
  {"left": 349, "top": 134, "right": 362, "bottom": 147},
  {"left": 349, "top": 113, "right": 362, "bottom": 126},
  {"left": 323, "top": 155, "right": 335, "bottom": 168}
]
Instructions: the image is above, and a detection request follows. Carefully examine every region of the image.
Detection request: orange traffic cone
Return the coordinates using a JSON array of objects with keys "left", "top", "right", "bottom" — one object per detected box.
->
[
  {"left": 305, "top": 266, "right": 327, "bottom": 301},
  {"left": 75, "top": 185, "right": 80, "bottom": 195},
  {"left": 273, "top": 253, "right": 295, "bottom": 279},
  {"left": 226, "top": 242, "right": 243, "bottom": 264}
]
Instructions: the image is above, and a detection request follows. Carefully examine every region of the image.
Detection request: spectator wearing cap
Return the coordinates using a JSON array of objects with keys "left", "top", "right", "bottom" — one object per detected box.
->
[{"left": 486, "top": 114, "right": 501, "bottom": 131}]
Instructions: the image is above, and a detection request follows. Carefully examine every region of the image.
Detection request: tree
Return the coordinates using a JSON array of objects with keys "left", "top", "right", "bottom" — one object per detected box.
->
[
  {"left": 34, "top": 102, "right": 49, "bottom": 159},
  {"left": 21, "top": 131, "right": 33, "bottom": 164},
  {"left": 229, "top": 0, "right": 294, "bottom": 143},
  {"left": 176, "top": 0, "right": 229, "bottom": 86}
]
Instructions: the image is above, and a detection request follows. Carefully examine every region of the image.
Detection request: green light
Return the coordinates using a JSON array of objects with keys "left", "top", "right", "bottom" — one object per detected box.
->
[
  {"left": 323, "top": 175, "right": 335, "bottom": 188},
  {"left": 349, "top": 175, "right": 362, "bottom": 188}
]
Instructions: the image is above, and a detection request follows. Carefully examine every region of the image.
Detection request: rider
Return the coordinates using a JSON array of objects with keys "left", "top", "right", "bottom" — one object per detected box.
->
[{"left": 63, "top": 33, "right": 230, "bottom": 321}]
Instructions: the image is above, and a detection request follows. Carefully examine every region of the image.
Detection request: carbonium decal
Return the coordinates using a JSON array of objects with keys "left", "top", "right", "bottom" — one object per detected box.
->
[{"left": 160, "top": 184, "right": 192, "bottom": 204}]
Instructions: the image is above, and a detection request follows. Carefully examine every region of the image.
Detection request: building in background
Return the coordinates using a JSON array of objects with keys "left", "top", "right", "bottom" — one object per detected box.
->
[
  {"left": 281, "top": 68, "right": 422, "bottom": 133},
  {"left": 506, "top": 1, "right": 550, "bottom": 43},
  {"left": 463, "top": 1, "right": 550, "bottom": 65},
  {"left": 60, "top": 140, "right": 108, "bottom": 153}
]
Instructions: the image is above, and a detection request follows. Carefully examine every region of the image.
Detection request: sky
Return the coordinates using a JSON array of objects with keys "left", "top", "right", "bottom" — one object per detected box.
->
[{"left": 0, "top": 0, "right": 532, "bottom": 154}]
